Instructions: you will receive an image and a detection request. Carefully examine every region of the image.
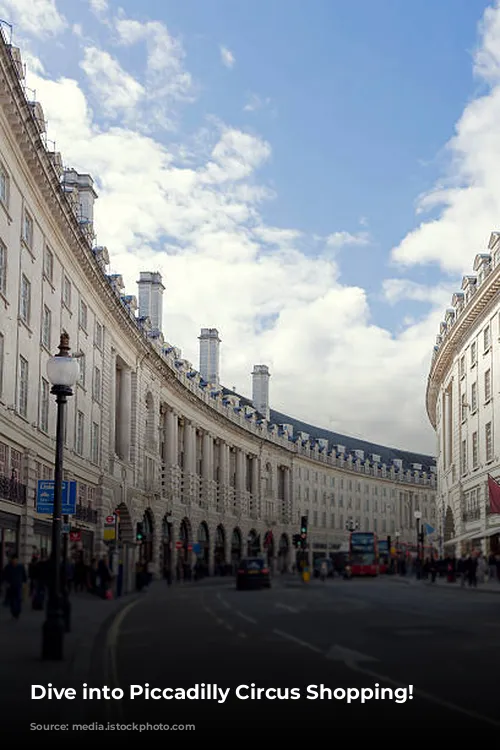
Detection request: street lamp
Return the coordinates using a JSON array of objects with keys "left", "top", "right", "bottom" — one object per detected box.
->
[
  {"left": 414, "top": 510, "right": 422, "bottom": 577},
  {"left": 42, "top": 333, "right": 79, "bottom": 661}
]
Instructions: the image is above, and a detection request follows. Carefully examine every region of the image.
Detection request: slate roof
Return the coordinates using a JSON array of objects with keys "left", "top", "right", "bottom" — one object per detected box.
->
[{"left": 222, "top": 387, "right": 435, "bottom": 473}]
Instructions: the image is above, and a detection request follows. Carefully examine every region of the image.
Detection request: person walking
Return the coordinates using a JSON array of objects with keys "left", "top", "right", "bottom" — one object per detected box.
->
[{"left": 2, "top": 555, "right": 27, "bottom": 619}]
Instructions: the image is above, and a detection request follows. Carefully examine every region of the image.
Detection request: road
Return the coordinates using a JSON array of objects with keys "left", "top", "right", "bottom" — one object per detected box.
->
[{"left": 82, "top": 575, "right": 500, "bottom": 731}]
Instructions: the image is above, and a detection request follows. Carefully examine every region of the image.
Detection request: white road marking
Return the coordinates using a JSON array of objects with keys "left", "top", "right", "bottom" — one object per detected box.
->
[
  {"left": 225, "top": 623, "right": 233, "bottom": 631},
  {"left": 236, "top": 611, "right": 257, "bottom": 624},
  {"left": 216, "top": 592, "right": 232, "bottom": 610},
  {"left": 326, "top": 645, "right": 379, "bottom": 666},
  {"left": 276, "top": 602, "right": 300, "bottom": 613},
  {"left": 273, "top": 629, "right": 323, "bottom": 653},
  {"left": 106, "top": 597, "right": 143, "bottom": 722}
]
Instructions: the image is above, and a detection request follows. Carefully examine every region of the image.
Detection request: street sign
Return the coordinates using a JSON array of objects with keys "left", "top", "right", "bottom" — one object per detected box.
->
[
  {"left": 187, "top": 543, "right": 193, "bottom": 551},
  {"left": 175, "top": 541, "right": 182, "bottom": 550},
  {"left": 69, "top": 530, "right": 81, "bottom": 542},
  {"left": 104, "top": 514, "right": 116, "bottom": 542},
  {"left": 36, "top": 480, "right": 77, "bottom": 515},
  {"left": 192, "top": 542, "right": 201, "bottom": 555},
  {"left": 62, "top": 523, "right": 70, "bottom": 535}
]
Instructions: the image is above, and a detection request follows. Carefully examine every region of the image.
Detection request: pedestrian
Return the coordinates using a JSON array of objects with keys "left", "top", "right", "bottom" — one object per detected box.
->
[{"left": 2, "top": 555, "right": 27, "bottom": 619}]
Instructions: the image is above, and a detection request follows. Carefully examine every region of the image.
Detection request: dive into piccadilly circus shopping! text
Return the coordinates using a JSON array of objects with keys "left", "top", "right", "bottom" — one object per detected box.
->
[{"left": 31, "top": 683, "right": 414, "bottom": 704}]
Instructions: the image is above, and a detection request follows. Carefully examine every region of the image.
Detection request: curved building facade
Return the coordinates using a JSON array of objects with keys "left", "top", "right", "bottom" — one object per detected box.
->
[
  {"left": 427, "top": 233, "right": 500, "bottom": 554},
  {"left": 0, "top": 37, "right": 436, "bottom": 588}
]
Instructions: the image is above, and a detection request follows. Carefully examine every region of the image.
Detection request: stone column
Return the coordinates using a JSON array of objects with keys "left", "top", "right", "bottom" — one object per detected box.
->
[
  {"left": 219, "top": 441, "right": 229, "bottom": 485},
  {"left": 283, "top": 467, "right": 291, "bottom": 524},
  {"left": 166, "top": 409, "right": 177, "bottom": 467},
  {"left": 184, "top": 420, "right": 195, "bottom": 474},
  {"left": 109, "top": 349, "right": 116, "bottom": 455},
  {"left": 235, "top": 449, "right": 245, "bottom": 492},
  {"left": 252, "top": 457, "right": 260, "bottom": 507},
  {"left": 118, "top": 366, "right": 131, "bottom": 461},
  {"left": 202, "top": 432, "right": 212, "bottom": 480}
]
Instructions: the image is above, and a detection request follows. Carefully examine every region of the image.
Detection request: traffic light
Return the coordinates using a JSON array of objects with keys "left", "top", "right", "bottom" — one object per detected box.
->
[
  {"left": 300, "top": 516, "right": 308, "bottom": 535},
  {"left": 293, "top": 533, "right": 302, "bottom": 548},
  {"left": 136, "top": 522, "right": 144, "bottom": 542}
]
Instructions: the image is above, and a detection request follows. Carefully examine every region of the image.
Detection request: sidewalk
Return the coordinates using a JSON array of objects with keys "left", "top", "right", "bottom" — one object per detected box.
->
[{"left": 387, "top": 575, "right": 500, "bottom": 594}]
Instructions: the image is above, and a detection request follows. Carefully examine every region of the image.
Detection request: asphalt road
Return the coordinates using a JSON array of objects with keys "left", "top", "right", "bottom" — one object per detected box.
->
[{"left": 82, "top": 575, "right": 500, "bottom": 731}]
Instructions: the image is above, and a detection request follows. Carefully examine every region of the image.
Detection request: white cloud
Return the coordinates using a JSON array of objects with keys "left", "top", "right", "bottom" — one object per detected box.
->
[
  {"left": 26, "top": 3, "right": 496, "bottom": 454},
  {"left": 0, "top": 0, "right": 66, "bottom": 38},
  {"left": 391, "top": 1, "right": 500, "bottom": 275},
  {"left": 220, "top": 45, "right": 235, "bottom": 68},
  {"left": 326, "top": 230, "right": 370, "bottom": 249},
  {"left": 89, "top": 0, "right": 108, "bottom": 15},
  {"left": 243, "top": 93, "right": 271, "bottom": 112},
  {"left": 80, "top": 47, "right": 145, "bottom": 116}
]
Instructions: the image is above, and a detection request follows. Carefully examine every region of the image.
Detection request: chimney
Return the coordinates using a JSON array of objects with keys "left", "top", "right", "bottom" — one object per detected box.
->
[
  {"left": 198, "top": 328, "right": 221, "bottom": 385},
  {"left": 137, "top": 272, "right": 165, "bottom": 334},
  {"left": 252, "top": 365, "right": 270, "bottom": 420},
  {"left": 62, "top": 169, "right": 98, "bottom": 225}
]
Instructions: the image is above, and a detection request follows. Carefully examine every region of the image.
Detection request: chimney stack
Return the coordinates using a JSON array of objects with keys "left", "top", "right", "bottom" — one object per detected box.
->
[
  {"left": 137, "top": 272, "right": 165, "bottom": 334},
  {"left": 199, "top": 328, "right": 221, "bottom": 385},
  {"left": 252, "top": 365, "right": 270, "bottom": 420}
]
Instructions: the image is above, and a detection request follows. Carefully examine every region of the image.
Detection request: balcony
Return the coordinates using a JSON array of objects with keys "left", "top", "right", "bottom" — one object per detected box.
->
[
  {"left": 74, "top": 504, "right": 98, "bottom": 524},
  {"left": 0, "top": 474, "right": 27, "bottom": 505}
]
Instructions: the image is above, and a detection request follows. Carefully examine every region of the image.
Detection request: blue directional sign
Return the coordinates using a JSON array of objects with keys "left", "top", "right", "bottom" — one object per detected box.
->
[{"left": 36, "top": 480, "right": 77, "bottom": 515}]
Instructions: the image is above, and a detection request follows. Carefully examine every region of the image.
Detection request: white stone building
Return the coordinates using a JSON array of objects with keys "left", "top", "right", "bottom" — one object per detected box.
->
[
  {"left": 427, "top": 232, "right": 500, "bottom": 553},
  {"left": 0, "top": 37, "right": 436, "bottom": 590}
]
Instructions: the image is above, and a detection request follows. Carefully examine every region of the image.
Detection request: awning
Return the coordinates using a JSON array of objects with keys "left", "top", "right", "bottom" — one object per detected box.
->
[{"left": 446, "top": 526, "right": 500, "bottom": 546}]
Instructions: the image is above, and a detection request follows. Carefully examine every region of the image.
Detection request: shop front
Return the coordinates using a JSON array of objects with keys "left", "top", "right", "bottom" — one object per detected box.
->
[
  {"left": 0, "top": 510, "right": 21, "bottom": 568},
  {"left": 33, "top": 519, "right": 52, "bottom": 559}
]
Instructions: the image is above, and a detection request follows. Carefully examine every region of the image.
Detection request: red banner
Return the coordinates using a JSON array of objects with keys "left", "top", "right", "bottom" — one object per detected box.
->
[{"left": 488, "top": 475, "right": 500, "bottom": 514}]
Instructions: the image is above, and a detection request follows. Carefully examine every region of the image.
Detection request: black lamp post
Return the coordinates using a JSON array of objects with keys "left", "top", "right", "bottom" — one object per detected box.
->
[
  {"left": 414, "top": 510, "right": 422, "bottom": 579},
  {"left": 42, "top": 333, "right": 79, "bottom": 660}
]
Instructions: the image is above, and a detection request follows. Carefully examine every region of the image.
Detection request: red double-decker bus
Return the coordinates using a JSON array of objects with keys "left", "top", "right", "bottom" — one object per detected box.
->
[
  {"left": 378, "top": 539, "right": 390, "bottom": 574},
  {"left": 349, "top": 531, "right": 378, "bottom": 576}
]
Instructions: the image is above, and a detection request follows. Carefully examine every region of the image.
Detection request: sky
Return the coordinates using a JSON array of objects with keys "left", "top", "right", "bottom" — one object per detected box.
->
[{"left": 3, "top": 0, "right": 500, "bottom": 454}]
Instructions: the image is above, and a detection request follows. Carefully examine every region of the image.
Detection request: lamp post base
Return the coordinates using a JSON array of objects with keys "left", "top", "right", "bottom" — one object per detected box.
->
[
  {"left": 42, "top": 599, "right": 65, "bottom": 661},
  {"left": 63, "top": 594, "right": 72, "bottom": 633}
]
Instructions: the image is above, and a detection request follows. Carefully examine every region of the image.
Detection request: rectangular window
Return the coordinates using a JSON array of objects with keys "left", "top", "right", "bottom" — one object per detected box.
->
[
  {"left": 79, "top": 299, "right": 88, "bottom": 331},
  {"left": 484, "top": 326, "right": 491, "bottom": 351},
  {"left": 485, "top": 369, "right": 492, "bottom": 402},
  {"left": 471, "top": 341, "right": 477, "bottom": 366},
  {"left": 44, "top": 246, "right": 54, "bottom": 282},
  {"left": 19, "top": 274, "right": 31, "bottom": 324},
  {"left": 18, "top": 356, "right": 28, "bottom": 417},
  {"left": 0, "top": 163, "right": 9, "bottom": 205},
  {"left": 486, "top": 422, "right": 493, "bottom": 463},
  {"left": 92, "top": 366, "right": 101, "bottom": 402},
  {"left": 40, "top": 378, "right": 49, "bottom": 433},
  {"left": 472, "top": 431, "right": 478, "bottom": 468},
  {"left": 63, "top": 276, "right": 71, "bottom": 308},
  {"left": 471, "top": 381, "right": 477, "bottom": 412},
  {"left": 461, "top": 439, "right": 467, "bottom": 474},
  {"left": 95, "top": 321, "right": 103, "bottom": 349},
  {"left": 41, "top": 306, "right": 51, "bottom": 349},
  {"left": 461, "top": 392, "right": 467, "bottom": 422},
  {"left": 0, "top": 239, "right": 6, "bottom": 295},
  {"left": 79, "top": 354, "right": 86, "bottom": 388},
  {"left": 0, "top": 332, "right": 3, "bottom": 396},
  {"left": 459, "top": 355, "right": 465, "bottom": 378},
  {"left": 91, "top": 421, "right": 100, "bottom": 464},
  {"left": 76, "top": 411, "right": 84, "bottom": 455},
  {"left": 23, "top": 211, "right": 33, "bottom": 248}
]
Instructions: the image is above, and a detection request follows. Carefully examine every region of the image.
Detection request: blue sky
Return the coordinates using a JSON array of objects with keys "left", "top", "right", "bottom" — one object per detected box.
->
[{"left": 5, "top": 0, "right": 500, "bottom": 452}]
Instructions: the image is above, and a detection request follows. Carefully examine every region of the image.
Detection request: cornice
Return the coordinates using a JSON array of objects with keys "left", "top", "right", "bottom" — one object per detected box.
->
[{"left": 426, "top": 262, "right": 500, "bottom": 428}]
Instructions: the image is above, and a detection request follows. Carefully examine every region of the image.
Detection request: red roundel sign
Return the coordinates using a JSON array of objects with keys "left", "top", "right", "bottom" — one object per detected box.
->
[{"left": 105, "top": 515, "right": 115, "bottom": 524}]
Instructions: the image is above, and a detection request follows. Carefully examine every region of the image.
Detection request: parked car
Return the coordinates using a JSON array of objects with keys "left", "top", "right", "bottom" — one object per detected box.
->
[{"left": 236, "top": 557, "right": 271, "bottom": 590}]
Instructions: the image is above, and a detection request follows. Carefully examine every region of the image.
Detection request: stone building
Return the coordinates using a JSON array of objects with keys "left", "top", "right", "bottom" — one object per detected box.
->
[{"left": 0, "top": 36, "right": 436, "bottom": 590}]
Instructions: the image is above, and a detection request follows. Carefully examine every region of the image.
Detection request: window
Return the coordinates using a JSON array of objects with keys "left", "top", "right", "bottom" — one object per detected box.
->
[
  {"left": 486, "top": 422, "right": 493, "bottom": 462},
  {"left": 459, "top": 355, "right": 465, "bottom": 378},
  {"left": 472, "top": 431, "right": 478, "bottom": 468},
  {"left": 484, "top": 326, "right": 491, "bottom": 351},
  {"left": 40, "top": 378, "right": 49, "bottom": 433},
  {"left": 23, "top": 211, "right": 33, "bottom": 248},
  {"left": 95, "top": 321, "right": 103, "bottom": 349},
  {"left": 44, "top": 246, "right": 53, "bottom": 282},
  {"left": 461, "top": 392, "right": 467, "bottom": 422},
  {"left": 63, "top": 276, "right": 71, "bottom": 308},
  {"left": 0, "top": 163, "right": 9, "bottom": 205},
  {"left": 0, "top": 332, "right": 3, "bottom": 395},
  {"left": 79, "top": 299, "right": 88, "bottom": 331},
  {"left": 76, "top": 411, "right": 84, "bottom": 455},
  {"left": 461, "top": 439, "right": 467, "bottom": 474},
  {"left": 91, "top": 422, "right": 100, "bottom": 464},
  {"left": 471, "top": 381, "right": 477, "bottom": 412},
  {"left": 18, "top": 356, "right": 28, "bottom": 417},
  {"left": 78, "top": 353, "right": 86, "bottom": 388},
  {"left": 485, "top": 369, "right": 492, "bottom": 402},
  {"left": 92, "top": 366, "right": 101, "bottom": 402},
  {"left": 19, "top": 274, "right": 31, "bottom": 325},
  {"left": 0, "top": 239, "right": 6, "bottom": 295},
  {"left": 471, "top": 341, "right": 477, "bottom": 366},
  {"left": 41, "top": 306, "right": 51, "bottom": 349}
]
